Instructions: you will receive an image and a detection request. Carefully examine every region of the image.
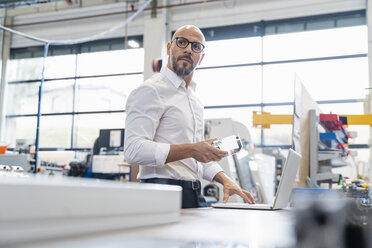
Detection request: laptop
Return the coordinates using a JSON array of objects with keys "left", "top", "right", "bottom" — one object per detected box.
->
[{"left": 212, "top": 148, "right": 301, "bottom": 210}]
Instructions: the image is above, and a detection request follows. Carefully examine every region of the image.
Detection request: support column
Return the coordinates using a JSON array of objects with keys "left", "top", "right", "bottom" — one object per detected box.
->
[
  {"left": 0, "top": 10, "right": 11, "bottom": 142},
  {"left": 367, "top": 0, "right": 372, "bottom": 178},
  {"left": 143, "top": 0, "right": 170, "bottom": 81}
]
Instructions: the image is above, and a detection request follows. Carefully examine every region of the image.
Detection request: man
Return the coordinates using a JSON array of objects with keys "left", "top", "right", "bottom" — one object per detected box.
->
[{"left": 124, "top": 25, "right": 255, "bottom": 208}]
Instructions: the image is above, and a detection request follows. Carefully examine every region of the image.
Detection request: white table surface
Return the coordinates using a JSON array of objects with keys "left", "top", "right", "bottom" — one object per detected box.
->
[{"left": 17, "top": 207, "right": 297, "bottom": 248}]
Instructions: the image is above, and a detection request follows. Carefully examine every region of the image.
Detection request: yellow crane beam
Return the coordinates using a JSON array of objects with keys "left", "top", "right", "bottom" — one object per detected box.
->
[
  {"left": 253, "top": 111, "right": 372, "bottom": 128},
  {"left": 344, "top": 115, "right": 372, "bottom": 125}
]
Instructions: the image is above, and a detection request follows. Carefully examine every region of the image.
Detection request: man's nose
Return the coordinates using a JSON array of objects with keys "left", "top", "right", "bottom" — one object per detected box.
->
[{"left": 183, "top": 43, "right": 193, "bottom": 53}]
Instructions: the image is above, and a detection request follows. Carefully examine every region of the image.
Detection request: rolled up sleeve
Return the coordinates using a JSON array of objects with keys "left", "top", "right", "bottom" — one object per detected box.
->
[
  {"left": 124, "top": 84, "right": 170, "bottom": 167},
  {"left": 202, "top": 161, "right": 223, "bottom": 182}
]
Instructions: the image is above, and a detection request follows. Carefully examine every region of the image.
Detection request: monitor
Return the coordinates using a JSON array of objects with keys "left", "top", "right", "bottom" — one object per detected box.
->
[
  {"left": 292, "top": 74, "right": 302, "bottom": 154},
  {"left": 292, "top": 74, "right": 320, "bottom": 187},
  {"left": 93, "top": 129, "right": 125, "bottom": 155}
]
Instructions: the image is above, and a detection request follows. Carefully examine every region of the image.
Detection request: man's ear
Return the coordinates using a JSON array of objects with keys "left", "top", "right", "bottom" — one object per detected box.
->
[{"left": 166, "top": 42, "right": 171, "bottom": 56}]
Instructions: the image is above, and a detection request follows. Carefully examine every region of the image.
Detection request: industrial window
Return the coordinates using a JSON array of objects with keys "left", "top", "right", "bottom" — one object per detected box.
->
[
  {"left": 195, "top": 10, "right": 368, "bottom": 150},
  {"left": 4, "top": 10, "right": 368, "bottom": 153},
  {"left": 5, "top": 37, "right": 144, "bottom": 149}
]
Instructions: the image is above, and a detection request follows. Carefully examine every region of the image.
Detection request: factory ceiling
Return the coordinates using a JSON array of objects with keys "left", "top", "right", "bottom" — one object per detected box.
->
[{"left": 4, "top": 0, "right": 139, "bottom": 16}]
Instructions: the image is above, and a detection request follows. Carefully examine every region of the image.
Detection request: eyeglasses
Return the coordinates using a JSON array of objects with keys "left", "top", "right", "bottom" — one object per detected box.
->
[{"left": 172, "top": 37, "right": 205, "bottom": 53}]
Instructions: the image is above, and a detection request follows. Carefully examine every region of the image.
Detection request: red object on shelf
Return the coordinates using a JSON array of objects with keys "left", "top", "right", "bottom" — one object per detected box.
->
[
  {"left": 322, "top": 120, "right": 345, "bottom": 131},
  {"left": 319, "top": 114, "right": 338, "bottom": 122},
  {"left": 319, "top": 114, "right": 346, "bottom": 132}
]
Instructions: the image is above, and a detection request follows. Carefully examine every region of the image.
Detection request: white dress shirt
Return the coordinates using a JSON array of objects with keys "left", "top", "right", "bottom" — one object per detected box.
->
[{"left": 124, "top": 66, "right": 223, "bottom": 181}]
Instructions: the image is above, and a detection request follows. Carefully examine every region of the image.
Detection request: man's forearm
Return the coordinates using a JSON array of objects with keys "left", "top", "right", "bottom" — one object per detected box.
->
[
  {"left": 213, "top": 171, "right": 230, "bottom": 185},
  {"left": 165, "top": 140, "right": 228, "bottom": 164},
  {"left": 165, "top": 144, "right": 195, "bottom": 163}
]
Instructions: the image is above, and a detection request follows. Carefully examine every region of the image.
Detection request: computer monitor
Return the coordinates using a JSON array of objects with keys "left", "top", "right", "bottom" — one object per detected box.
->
[
  {"left": 292, "top": 74, "right": 321, "bottom": 187},
  {"left": 93, "top": 129, "right": 125, "bottom": 155},
  {"left": 292, "top": 74, "right": 302, "bottom": 155}
]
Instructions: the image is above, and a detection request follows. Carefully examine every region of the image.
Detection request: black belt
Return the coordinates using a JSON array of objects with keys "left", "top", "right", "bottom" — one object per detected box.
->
[{"left": 142, "top": 178, "right": 201, "bottom": 190}]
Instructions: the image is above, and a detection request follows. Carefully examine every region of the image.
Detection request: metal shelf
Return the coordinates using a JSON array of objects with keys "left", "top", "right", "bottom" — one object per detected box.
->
[{"left": 309, "top": 109, "right": 342, "bottom": 187}]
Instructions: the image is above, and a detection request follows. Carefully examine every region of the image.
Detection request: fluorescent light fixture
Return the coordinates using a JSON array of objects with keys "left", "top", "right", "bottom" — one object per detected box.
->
[{"left": 128, "top": 39, "right": 140, "bottom": 48}]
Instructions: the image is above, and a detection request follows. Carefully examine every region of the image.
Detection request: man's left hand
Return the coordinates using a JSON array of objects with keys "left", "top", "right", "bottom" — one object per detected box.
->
[
  {"left": 221, "top": 179, "right": 255, "bottom": 204},
  {"left": 213, "top": 171, "right": 255, "bottom": 204}
]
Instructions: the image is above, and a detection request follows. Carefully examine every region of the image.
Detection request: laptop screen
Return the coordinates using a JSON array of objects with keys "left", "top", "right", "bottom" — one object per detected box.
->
[{"left": 272, "top": 149, "right": 302, "bottom": 209}]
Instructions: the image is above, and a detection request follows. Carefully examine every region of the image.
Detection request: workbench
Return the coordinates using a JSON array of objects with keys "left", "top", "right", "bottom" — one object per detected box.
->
[{"left": 21, "top": 208, "right": 296, "bottom": 248}]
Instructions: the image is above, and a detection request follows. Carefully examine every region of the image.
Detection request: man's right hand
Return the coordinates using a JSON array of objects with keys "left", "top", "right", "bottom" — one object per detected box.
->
[
  {"left": 191, "top": 139, "right": 228, "bottom": 163},
  {"left": 166, "top": 138, "right": 228, "bottom": 164}
]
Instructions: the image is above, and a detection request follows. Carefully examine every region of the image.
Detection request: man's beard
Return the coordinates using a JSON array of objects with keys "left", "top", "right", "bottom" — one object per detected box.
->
[{"left": 170, "top": 54, "right": 195, "bottom": 77}]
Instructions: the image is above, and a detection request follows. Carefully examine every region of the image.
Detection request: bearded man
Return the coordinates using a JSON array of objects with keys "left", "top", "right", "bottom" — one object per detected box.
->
[{"left": 124, "top": 25, "right": 254, "bottom": 208}]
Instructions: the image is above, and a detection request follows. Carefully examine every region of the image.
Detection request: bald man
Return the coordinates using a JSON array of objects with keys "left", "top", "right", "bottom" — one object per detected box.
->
[{"left": 124, "top": 25, "right": 254, "bottom": 208}]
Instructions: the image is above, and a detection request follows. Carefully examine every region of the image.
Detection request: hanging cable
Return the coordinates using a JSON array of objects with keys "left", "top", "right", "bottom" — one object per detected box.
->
[
  {"left": 193, "top": 0, "right": 207, "bottom": 25},
  {"left": 0, "top": 0, "right": 152, "bottom": 46}
]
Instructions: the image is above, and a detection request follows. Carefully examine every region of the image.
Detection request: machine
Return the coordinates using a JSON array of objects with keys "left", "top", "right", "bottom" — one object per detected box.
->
[{"left": 202, "top": 118, "right": 278, "bottom": 204}]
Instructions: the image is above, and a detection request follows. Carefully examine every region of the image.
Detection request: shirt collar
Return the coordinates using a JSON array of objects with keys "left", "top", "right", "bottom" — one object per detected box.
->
[{"left": 160, "top": 66, "right": 197, "bottom": 91}]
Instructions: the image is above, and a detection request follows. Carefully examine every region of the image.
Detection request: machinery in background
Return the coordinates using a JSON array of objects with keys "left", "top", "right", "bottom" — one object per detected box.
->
[
  {"left": 202, "top": 118, "right": 249, "bottom": 203},
  {"left": 1, "top": 130, "right": 128, "bottom": 179},
  {"left": 0, "top": 138, "right": 91, "bottom": 177},
  {"left": 93, "top": 129, "right": 125, "bottom": 156},
  {"left": 0, "top": 154, "right": 31, "bottom": 173},
  {"left": 0, "top": 164, "right": 26, "bottom": 177},
  {"left": 252, "top": 109, "right": 370, "bottom": 188},
  {"left": 91, "top": 129, "right": 129, "bottom": 180},
  {"left": 202, "top": 118, "right": 280, "bottom": 204},
  {"left": 68, "top": 158, "right": 90, "bottom": 177},
  {"left": 0, "top": 139, "right": 34, "bottom": 173}
]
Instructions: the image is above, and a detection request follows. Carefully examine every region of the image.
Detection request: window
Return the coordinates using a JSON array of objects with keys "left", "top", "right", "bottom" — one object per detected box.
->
[
  {"left": 201, "top": 37, "right": 262, "bottom": 67},
  {"left": 39, "top": 115, "right": 72, "bottom": 148},
  {"left": 77, "top": 49, "right": 144, "bottom": 76},
  {"left": 196, "top": 10, "right": 368, "bottom": 147},
  {"left": 74, "top": 113, "right": 126, "bottom": 148},
  {"left": 4, "top": 11, "right": 368, "bottom": 152},
  {"left": 263, "top": 26, "right": 367, "bottom": 61},
  {"left": 6, "top": 82, "right": 39, "bottom": 115},
  {"left": 262, "top": 57, "right": 368, "bottom": 103},
  {"left": 4, "top": 117, "right": 36, "bottom": 145},
  {"left": 4, "top": 37, "right": 144, "bottom": 149},
  {"left": 194, "top": 66, "right": 262, "bottom": 106},
  {"left": 75, "top": 75, "right": 142, "bottom": 112}
]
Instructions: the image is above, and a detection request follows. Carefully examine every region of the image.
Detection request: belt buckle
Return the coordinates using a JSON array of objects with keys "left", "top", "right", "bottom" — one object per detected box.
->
[{"left": 191, "top": 180, "right": 199, "bottom": 190}]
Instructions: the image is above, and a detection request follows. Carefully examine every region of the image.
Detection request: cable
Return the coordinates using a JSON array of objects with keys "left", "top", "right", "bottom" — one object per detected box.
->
[
  {"left": 194, "top": 0, "right": 207, "bottom": 25},
  {"left": 0, "top": 0, "right": 152, "bottom": 46},
  {"left": 10, "top": 0, "right": 223, "bottom": 28}
]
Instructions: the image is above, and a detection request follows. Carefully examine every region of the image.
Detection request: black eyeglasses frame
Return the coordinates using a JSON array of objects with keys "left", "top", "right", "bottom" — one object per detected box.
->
[{"left": 172, "top": 37, "right": 205, "bottom": 53}]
